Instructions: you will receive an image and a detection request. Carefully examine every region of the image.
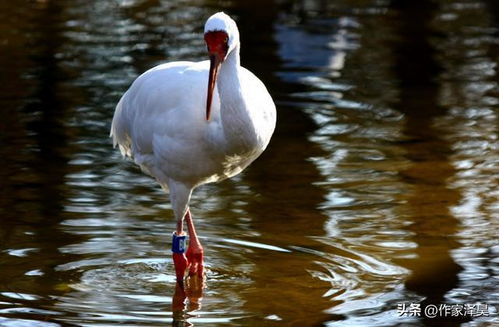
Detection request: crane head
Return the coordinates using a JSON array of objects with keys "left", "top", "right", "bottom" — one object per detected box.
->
[
  {"left": 204, "top": 30, "right": 228, "bottom": 121},
  {"left": 203, "top": 12, "right": 239, "bottom": 121}
]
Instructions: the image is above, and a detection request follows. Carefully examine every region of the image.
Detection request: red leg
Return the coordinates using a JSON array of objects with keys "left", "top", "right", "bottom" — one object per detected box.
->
[
  {"left": 185, "top": 209, "right": 204, "bottom": 277},
  {"left": 172, "top": 218, "right": 188, "bottom": 284}
]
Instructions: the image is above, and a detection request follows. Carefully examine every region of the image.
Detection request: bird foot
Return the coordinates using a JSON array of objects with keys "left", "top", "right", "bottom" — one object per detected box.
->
[{"left": 171, "top": 231, "right": 204, "bottom": 283}]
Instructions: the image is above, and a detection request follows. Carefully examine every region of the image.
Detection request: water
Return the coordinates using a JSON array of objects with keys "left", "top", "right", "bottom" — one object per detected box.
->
[{"left": 0, "top": 0, "right": 497, "bottom": 326}]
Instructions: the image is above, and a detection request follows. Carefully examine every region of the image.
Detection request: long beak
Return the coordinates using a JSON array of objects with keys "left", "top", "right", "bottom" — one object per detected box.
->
[{"left": 206, "top": 54, "right": 222, "bottom": 121}]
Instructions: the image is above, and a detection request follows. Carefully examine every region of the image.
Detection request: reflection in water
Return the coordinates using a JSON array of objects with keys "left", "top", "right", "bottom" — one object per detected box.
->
[
  {"left": 0, "top": 0, "right": 497, "bottom": 326},
  {"left": 389, "top": 1, "right": 465, "bottom": 325},
  {"left": 172, "top": 277, "right": 204, "bottom": 326},
  {"left": 435, "top": 1, "right": 499, "bottom": 323}
]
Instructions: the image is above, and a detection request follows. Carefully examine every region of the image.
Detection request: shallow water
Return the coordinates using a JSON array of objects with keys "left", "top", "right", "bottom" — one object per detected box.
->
[{"left": 0, "top": 0, "right": 498, "bottom": 326}]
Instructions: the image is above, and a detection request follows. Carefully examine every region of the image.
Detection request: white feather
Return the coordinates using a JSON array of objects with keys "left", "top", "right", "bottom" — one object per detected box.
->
[{"left": 111, "top": 13, "right": 276, "bottom": 220}]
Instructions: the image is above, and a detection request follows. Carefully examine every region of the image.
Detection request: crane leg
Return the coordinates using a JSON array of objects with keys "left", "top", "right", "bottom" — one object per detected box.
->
[
  {"left": 185, "top": 209, "right": 204, "bottom": 277},
  {"left": 172, "top": 219, "right": 188, "bottom": 284}
]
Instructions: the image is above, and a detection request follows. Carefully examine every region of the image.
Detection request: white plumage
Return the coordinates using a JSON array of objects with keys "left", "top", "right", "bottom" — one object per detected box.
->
[{"left": 110, "top": 12, "right": 276, "bottom": 229}]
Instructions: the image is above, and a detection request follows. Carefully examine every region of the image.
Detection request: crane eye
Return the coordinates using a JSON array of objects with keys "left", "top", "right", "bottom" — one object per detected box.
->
[{"left": 224, "top": 36, "right": 228, "bottom": 44}]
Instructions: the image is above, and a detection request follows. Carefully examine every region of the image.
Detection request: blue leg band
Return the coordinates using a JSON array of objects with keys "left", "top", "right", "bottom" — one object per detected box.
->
[{"left": 172, "top": 233, "right": 187, "bottom": 253}]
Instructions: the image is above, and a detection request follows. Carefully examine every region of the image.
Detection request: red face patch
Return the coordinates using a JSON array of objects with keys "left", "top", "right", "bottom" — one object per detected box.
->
[{"left": 204, "top": 31, "right": 229, "bottom": 60}]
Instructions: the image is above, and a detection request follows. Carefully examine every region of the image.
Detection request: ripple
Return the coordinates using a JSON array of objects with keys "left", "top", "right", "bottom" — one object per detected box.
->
[
  {"left": 117, "top": 294, "right": 172, "bottom": 303},
  {"left": 0, "top": 317, "right": 61, "bottom": 327},
  {"left": 55, "top": 258, "right": 112, "bottom": 272},
  {"left": 0, "top": 307, "right": 60, "bottom": 316},
  {"left": 25, "top": 269, "right": 44, "bottom": 277},
  {"left": 220, "top": 238, "right": 291, "bottom": 253},
  {"left": 5, "top": 248, "right": 38, "bottom": 257},
  {"left": 0, "top": 293, "right": 40, "bottom": 301}
]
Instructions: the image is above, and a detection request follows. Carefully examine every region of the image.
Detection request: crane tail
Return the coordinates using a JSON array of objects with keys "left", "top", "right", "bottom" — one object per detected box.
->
[{"left": 110, "top": 94, "right": 133, "bottom": 158}]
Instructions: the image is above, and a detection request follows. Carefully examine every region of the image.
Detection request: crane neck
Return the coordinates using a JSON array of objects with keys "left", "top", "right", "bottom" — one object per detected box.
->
[
  {"left": 217, "top": 43, "right": 243, "bottom": 114},
  {"left": 215, "top": 44, "right": 258, "bottom": 152},
  {"left": 218, "top": 43, "right": 240, "bottom": 84}
]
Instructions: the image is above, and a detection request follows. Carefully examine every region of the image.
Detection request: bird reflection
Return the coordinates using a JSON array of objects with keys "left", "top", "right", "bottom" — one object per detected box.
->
[{"left": 172, "top": 275, "right": 205, "bottom": 326}]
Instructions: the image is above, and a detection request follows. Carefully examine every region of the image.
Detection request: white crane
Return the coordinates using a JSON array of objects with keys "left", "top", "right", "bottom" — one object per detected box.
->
[{"left": 110, "top": 12, "right": 276, "bottom": 283}]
